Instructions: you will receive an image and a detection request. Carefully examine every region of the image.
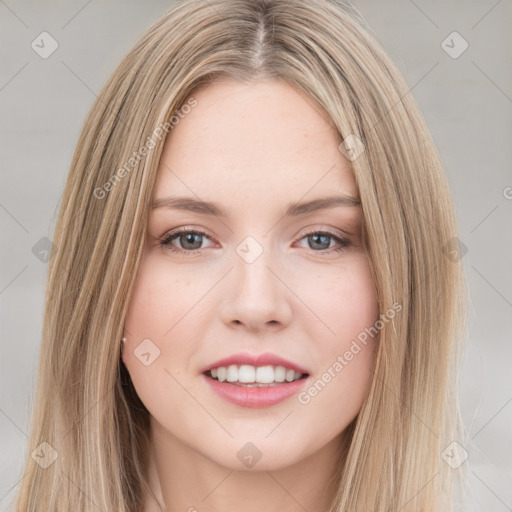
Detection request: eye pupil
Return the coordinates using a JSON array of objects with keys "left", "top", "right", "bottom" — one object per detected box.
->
[
  {"left": 181, "top": 233, "right": 202, "bottom": 249},
  {"left": 309, "top": 233, "right": 330, "bottom": 250}
]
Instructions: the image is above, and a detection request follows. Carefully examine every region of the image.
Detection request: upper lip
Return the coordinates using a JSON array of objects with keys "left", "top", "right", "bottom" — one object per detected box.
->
[{"left": 201, "top": 352, "right": 310, "bottom": 375}]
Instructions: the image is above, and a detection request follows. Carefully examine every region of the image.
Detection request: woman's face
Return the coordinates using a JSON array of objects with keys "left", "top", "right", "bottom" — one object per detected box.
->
[{"left": 123, "top": 78, "right": 379, "bottom": 471}]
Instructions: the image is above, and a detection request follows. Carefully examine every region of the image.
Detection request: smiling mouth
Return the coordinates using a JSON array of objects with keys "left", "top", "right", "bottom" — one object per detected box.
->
[{"left": 204, "top": 364, "right": 309, "bottom": 387}]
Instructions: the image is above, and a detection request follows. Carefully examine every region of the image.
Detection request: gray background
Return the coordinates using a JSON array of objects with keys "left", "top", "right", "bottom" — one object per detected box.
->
[{"left": 1, "top": 1, "right": 511, "bottom": 510}]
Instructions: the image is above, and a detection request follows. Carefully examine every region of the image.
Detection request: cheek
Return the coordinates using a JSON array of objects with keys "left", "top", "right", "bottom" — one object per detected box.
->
[
  {"left": 296, "top": 254, "right": 379, "bottom": 421},
  {"left": 295, "top": 252, "right": 379, "bottom": 344},
  {"left": 123, "top": 254, "right": 198, "bottom": 342},
  {"left": 121, "top": 256, "right": 202, "bottom": 405}
]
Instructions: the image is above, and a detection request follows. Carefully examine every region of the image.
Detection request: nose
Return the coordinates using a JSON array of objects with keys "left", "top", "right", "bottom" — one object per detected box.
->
[{"left": 218, "top": 239, "right": 292, "bottom": 331}]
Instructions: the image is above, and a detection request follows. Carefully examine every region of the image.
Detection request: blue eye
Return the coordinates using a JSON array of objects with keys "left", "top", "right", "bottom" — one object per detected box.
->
[
  {"left": 160, "top": 229, "right": 212, "bottom": 254},
  {"left": 160, "top": 228, "right": 351, "bottom": 256},
  {"left": 299, "top": 232, "right": 351, "bottom": 253}
]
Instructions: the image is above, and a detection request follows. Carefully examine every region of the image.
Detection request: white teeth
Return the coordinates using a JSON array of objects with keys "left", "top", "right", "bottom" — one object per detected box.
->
[
  {"left": 274, "top": 366, "right": 286, "bottom": 382},
  {"left": 256, "top": 365, "right": 275, "bottom": 383},
  {"left": 226, "top": 364, "right": 238, "bottom": 382},
  {"left": 217, "top": 367, "right": 227, "bottom": 382},
  {"left": 285, "top": 369, "right": 296, "bottom": 382},
  {"left": 238, "top": 364, "right": 256, "bottom": 383},
  {"left": 207, "top": 364, "right": 304, "bottom": 384}
]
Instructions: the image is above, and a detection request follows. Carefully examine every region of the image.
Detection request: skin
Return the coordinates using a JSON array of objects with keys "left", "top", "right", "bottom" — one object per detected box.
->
[{"left": 122, "top": 78, "right": 379, "bottom": 512}]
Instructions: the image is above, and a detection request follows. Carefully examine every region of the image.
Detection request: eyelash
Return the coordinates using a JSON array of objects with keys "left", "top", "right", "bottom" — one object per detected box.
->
[{"left": 159, "top": 227, "right": 352, "bottom": 257}]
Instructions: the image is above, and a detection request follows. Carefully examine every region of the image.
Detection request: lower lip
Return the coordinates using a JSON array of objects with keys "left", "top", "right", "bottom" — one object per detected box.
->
[{"left": 201, "top": 373, "right": 309, "bottom": 408}]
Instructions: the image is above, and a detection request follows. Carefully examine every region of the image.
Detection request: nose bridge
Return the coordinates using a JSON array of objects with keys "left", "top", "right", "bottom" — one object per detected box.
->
[
  {"left": 220, "top": 234, "right": 292, "bottom": 329},
  {"left": 234, "top": 234, "right": 277, "bottom": 300}
]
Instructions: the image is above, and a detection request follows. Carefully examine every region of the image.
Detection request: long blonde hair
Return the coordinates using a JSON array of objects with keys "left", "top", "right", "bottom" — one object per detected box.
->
[{"left": 13, "top": 0, "right": 468, "bottom": 510}]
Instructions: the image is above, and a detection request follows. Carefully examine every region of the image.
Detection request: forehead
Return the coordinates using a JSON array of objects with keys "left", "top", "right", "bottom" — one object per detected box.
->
[{"left": 154, "top": 79, "right": 358, "bottom": 203}]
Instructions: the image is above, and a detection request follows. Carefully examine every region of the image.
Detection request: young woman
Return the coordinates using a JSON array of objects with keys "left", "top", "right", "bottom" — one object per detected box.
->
[{"left": 13, "top": 0, "right": 468, "bottom": 510}]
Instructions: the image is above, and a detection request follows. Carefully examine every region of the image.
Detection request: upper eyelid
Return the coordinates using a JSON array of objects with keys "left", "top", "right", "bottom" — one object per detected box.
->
[{"left": 161, "top": 225, "right": 349, "bottom": 237}]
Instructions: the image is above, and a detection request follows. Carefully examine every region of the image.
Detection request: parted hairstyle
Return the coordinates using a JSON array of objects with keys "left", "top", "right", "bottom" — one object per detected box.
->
[{"left": 14, "top": 0, "right": 468, "bottom": 510}]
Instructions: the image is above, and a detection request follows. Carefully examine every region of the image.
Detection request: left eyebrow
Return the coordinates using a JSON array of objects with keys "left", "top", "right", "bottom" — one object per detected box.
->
[{"left": 151, "top": 194, "right": 361, "bottom": 218}]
